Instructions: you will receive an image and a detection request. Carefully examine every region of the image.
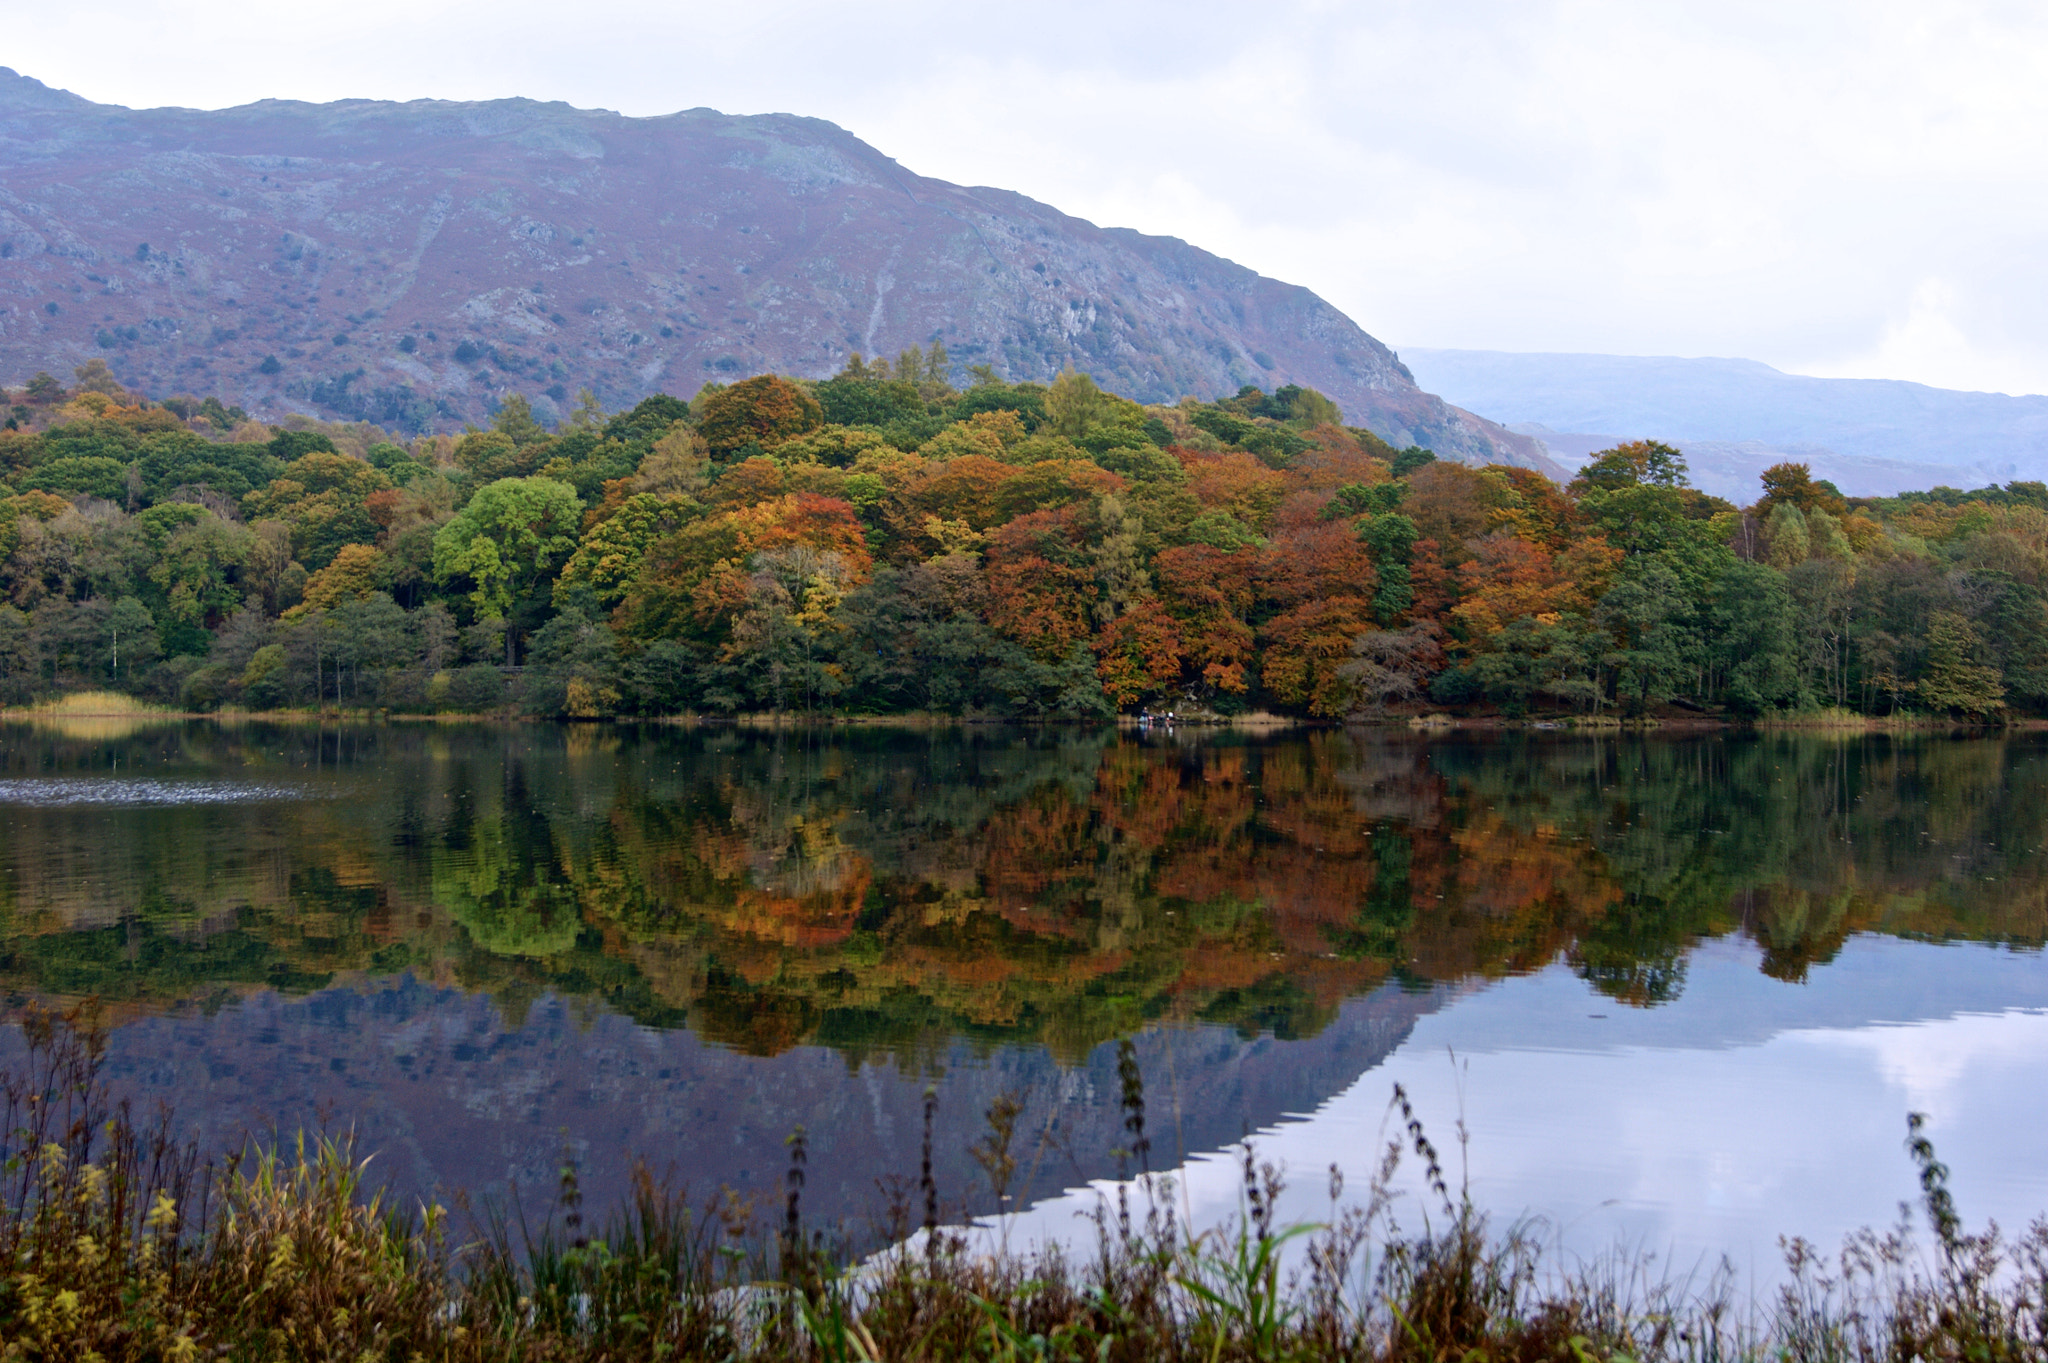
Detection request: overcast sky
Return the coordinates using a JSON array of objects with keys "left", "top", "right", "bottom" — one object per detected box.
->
[{"left": 13, "top": 1, "right": 2048, "bottom": 395}]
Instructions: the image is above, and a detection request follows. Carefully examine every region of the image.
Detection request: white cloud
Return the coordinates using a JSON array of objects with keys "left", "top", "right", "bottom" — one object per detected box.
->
[
  {"left": 14, "top": 1, "right": 2048, "bottom": 392},
  {"left": 1802, "top": 278, "right": 2048, "bottom": 396}
]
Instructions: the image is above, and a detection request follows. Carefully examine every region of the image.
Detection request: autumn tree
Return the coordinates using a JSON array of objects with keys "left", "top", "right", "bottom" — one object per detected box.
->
[
  {"left": 1155, "top": 545, "right": 1257, "bottom": 695},
  {"left": 1757, "top": 462, "right": 1848, "bottom": 518},
  {"left": 1571, "top": 440, "right": 1690, "bottom": 493},
  {"left": 242, "top": 452, "right": 393, "bottom": 569},
  {"left": 1338, "top": 621, "right": 1445, "bottom": 714},
  {"left": 619, "top": 492, "right": 869, "bottom": 645},
  {"left": 71, "top": 358, "right": 126, "bottom": 399},
  {"left": 696, "top": 375, "right": 824, "bottom": 455},
  {"left": 984, "top": 508, "right": 1099, "bottom": 660},
  {"left": 559, "top": 494, "right": 694, "bottom": 606},
  {"left": 296, "top": 543, "right": 387, "bottom": 614},
  {"left": 1094, "top": 596, "right": 1182, "bottom": 707},
  {"left": 1262, "top": 595, "right": 1377, "bottom": 715}
]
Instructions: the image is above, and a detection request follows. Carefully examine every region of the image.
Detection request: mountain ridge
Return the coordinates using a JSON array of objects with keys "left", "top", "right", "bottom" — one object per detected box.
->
[
  {"left": 1400, "top": 346, "right": 2048, "bottom": 495},
  {"left": 0, "top": 67, "right": 1556, "bottom": 473}
]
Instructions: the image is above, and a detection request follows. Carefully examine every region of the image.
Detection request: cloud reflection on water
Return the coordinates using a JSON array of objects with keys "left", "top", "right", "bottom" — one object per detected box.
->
[{"left": 991, "top": 937, "right": 2048, "bottom": 1285}]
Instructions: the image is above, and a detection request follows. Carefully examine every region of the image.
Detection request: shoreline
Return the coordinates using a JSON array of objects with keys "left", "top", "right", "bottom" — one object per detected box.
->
[{"left": 0, "top": 703, "right": 2029, "bottom": 733}]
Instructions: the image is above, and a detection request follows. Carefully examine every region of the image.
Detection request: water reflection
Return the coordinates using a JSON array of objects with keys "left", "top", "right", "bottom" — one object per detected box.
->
[
  {"left": 0, "top": 723, "right": 2042, "bottom": 1242},
  {"left": 1000, "top": 937, "right": 2048, "bottom": 1280}
]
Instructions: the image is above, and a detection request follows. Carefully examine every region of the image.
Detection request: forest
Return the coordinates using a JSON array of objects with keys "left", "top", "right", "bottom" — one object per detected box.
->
[{"left": 0, "top": 351, "right": 2039, "bottom": 720}]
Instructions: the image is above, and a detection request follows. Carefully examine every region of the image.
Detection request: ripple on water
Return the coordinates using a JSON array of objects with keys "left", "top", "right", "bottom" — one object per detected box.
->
[{"left": 0, "top": 778, "right": 311, "bottom": 807}]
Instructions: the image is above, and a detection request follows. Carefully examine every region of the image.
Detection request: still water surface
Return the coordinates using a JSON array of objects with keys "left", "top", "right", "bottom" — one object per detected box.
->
[{"left": 0, "top": 720, "right": 2041, "bottom": 1270}]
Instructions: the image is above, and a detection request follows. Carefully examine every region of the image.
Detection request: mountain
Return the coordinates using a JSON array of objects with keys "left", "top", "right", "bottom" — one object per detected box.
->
[
  {"left": 1505, "top": 423, "right": 1985, "bottom": 505},
  {"left": 0, "top": 68, "right": 1554, "bottom": 473},
  {"left": 1399, "top": 348, "right": 2048, "bottom": 500}
]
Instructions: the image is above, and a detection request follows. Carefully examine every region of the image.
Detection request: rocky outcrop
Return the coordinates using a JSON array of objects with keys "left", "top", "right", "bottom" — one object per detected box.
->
[{"left": 0, "top": 67, "right": 1556, "bottom": 472}]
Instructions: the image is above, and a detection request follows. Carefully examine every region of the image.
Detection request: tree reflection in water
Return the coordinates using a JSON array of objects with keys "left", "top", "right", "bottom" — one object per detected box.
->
[
  {"left": 1, "top": 724, "right": 2042, "bottom": 1054},
  {"left": 0, "top": 722, "right": 2040, "bottom": 1232}
]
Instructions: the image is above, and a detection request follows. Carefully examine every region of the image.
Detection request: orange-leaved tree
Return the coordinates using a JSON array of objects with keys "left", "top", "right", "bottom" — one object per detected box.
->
[
  {"left": 1155, "top": 544, "right": 1257, "bottom": 695},
  {"left": 696, "top": 375, "right": 824, "bottom": 455},
  {"left": 1094, "top": 596, "right": 1184, "bottom": 707},
  {"left": 985, "top": 508, "right": 1099, "bottom": 660}
]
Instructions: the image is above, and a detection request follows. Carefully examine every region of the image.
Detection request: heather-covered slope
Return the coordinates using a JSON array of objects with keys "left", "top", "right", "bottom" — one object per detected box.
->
[{"left": 0, "top": 68, "right": 1554, "bottom": 472}]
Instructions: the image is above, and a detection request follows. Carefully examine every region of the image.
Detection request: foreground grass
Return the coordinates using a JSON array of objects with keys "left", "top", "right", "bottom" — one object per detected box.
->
[{"left": 4, "top": 1004, "right": 2045, "bottom": 1362}]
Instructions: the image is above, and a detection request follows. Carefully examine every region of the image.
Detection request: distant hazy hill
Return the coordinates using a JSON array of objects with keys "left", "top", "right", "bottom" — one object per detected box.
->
[
  {"left": 1400, "top": 348, "right": 2048, "bottom": 500},
  {"left": 0, "top": 67, "right": 1552, "bottom": 472}
]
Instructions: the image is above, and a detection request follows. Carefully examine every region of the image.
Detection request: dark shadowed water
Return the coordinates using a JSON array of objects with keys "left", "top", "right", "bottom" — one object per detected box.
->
[{"left": 0, "top": 719, "right": 2042, "bottom": 1267}]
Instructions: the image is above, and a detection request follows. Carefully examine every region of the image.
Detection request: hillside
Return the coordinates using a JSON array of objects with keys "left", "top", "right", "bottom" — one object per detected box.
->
[
  {"left": 1400, "top": 348, "right": 2048, "bottom": 497},
  {"left": 1505, "top": 423, "right": 1981, "bottom": 504},
  {"left": 0, "top": 67, "right": 1552, "bottom": 473}
]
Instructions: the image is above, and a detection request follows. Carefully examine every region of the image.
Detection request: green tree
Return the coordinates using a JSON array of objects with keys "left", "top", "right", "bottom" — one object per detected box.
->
[
  {"left": 21, "top": 457, "right": 131, "bottom": 501},
  {"left": 524, "top": 600, "right": 624, "bottom": 716},
  {"left": 149, "top": 513, "right": 254, "bottom": 629},
  {"left": 1453, "top": 614, "right": 1604, "bottom": 715},
  {"left": 104, "top": 596, "right": 161, "bottom": 684},
  {"left": 814, "top": 371, "right": 928, "bottom": 427},
  {"left": 492, "top": 392, "right": 549, "bottom": 446},
  {"left": 1763, "top": 502, "right": 1811, "bottom": 568},
  {"left": 559, "top": 494, "right": 694, "bottom": 607},
  {"left": 1044, "top": 368, "right": 1117, "bottom": 442},
  {"left": 330, "top": 593, "right": 415, "bottom": 703},
  {"left": 1571, "top": 439, "right": 1690, "bottom": 493},
  {"left": 1711, "top": 560, "right": 1804, "bottom": 714},
  {"left": 241, "top": 643, "right": 290, "bottom": 708},
  {"left": 1596, "top": 560, "right": 1695, "bottom": 714},
  {"left": 1915, "top": 611, "right": 2005, "bottom": 716},
  {"left": 1356, "top": 513, "right": 1419, "bottom": 622},
  {"left": 431, "top": 476, "right": 582, "bottom": 634},
  {"left": 1389, "top": 446, "right": 1436, "bottom": 478},
  {"left": 0, "top": 605, "right": 34, "bottom": 702},
  {"left": 451, "top": 430, "right": 544, "bottom": 484}
]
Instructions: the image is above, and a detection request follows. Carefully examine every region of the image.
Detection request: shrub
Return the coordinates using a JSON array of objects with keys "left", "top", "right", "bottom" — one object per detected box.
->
[{"left": 448, "top": 662, "right": 504, "bottom": 711}]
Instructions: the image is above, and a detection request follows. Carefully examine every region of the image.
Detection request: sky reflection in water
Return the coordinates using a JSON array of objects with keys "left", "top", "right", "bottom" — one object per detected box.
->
[
  {"left": 0, "top": 721, "right": 2043, "bottom": 1263},
  {"left": 997, "top": 935, "right": 2048, "bottom": 1281}
]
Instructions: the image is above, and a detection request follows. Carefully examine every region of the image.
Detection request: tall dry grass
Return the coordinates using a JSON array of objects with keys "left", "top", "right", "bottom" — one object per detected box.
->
[{"left": 3, "top": 1006, "right": 2045, "bottom": 1361}]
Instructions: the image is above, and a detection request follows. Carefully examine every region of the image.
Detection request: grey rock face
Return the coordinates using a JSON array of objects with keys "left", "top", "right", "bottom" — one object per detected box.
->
[{"left": 0, "top": 69, "right": 1552, "bottom": 471}]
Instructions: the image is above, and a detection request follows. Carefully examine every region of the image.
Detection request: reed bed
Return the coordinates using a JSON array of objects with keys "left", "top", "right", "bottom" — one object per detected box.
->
[{"left": 4, "top": 1001, "right": 2045, "bottom": 1361}]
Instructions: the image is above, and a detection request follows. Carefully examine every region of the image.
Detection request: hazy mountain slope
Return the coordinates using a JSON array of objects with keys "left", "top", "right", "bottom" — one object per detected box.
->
[
  {"left": 1401, "top": 347, "right": 2048, "bottom": 492},
  {"left": 1505, "top": 423, "right": 1984, "bottom": 503},
  {"left": 0, "top": 68, "right": 1554, "bottom": 472}
]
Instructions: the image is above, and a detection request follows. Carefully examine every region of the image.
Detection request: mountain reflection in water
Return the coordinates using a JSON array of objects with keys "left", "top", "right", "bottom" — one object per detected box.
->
[{"left": 0, "top": 723, "right": 2042, "bottom": 1244}]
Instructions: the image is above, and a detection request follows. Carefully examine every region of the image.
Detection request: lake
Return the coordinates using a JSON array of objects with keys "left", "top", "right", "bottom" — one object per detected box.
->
[{"left": 1, "top": 720, "right": 2042, "bottom": 1276}]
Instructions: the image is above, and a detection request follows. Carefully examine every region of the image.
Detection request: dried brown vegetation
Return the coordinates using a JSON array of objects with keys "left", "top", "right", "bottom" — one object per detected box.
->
[{"left": 3, "top": 1005, "right": 2045, "bottom": 1361}]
